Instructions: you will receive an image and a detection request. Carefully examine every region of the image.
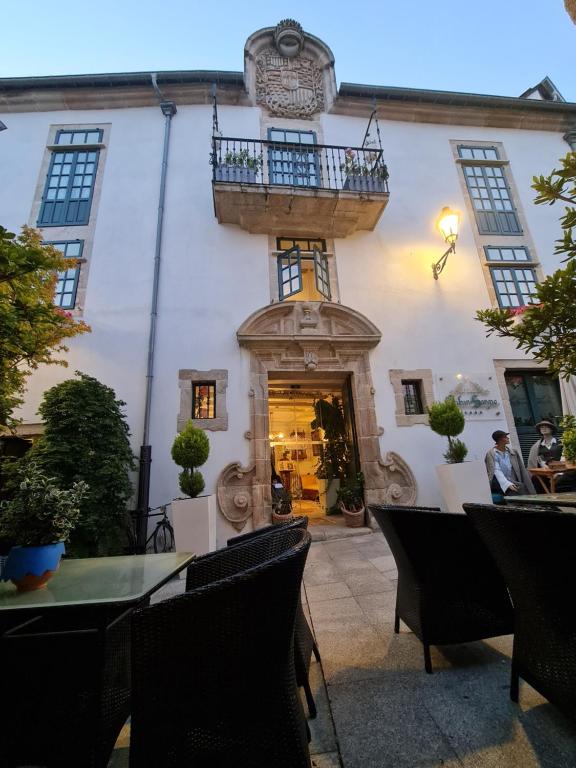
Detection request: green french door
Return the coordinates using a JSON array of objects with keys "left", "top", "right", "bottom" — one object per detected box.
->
[
  {"left": 504, "top": 371, "right": 562, "bottom": 461},
  {"left": 268, "top": 128, "right": 320, "bottom": 187}
]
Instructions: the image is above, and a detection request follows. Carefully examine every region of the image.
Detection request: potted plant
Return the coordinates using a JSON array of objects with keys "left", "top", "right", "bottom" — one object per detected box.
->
[
  {"left": 561, "top": 415, "right": 576, "bottom": 463},
  {"left": 312, "top": 397, "right": 351, "bottom": 514},
  {"left": 428, "top": 396, "right": 491, "bottom": 513},
  {"left": 337, "top": 473, "right": 365, "bottom": 528},
  {"left": 340, "top": 148, "right": 389, "bottom": 193},
  {"left": 0, "top": 463, "right": 87, "bottom": 591},
  {"left": 171, "top": 420, "right": 216, "bottom": 555},
  {"left": 213, "top": 148, "right": 263, "bottom": 184},
  {"left": 271, "top": 485, "right": 293, "bottom": 524}
]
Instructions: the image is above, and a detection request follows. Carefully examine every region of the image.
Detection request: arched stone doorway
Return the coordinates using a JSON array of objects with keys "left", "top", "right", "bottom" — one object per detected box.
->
[{"left": 217, "top": 301, "right": 417, "bottom": 531}]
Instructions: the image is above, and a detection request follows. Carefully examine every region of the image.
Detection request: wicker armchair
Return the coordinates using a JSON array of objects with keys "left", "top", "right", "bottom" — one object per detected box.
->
[
  {"left": 369, "top": 504, "right": 514, "bottom": 672},
  {"left": 130, "top": 527, "right": 312, "bottom": 768},
  {"left": 464, "top": 503, "right": 576, "bottom": 713},
  {"left": 0, "top": 605, "right": 132, "bottom": 768},
  {"left": 227, "top": 516, "right": 320, "bottom": 717}
]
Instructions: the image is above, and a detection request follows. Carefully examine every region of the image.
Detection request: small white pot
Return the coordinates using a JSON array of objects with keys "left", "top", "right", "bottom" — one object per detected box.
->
[
  {"left": 435, "top": 461, "right": 492, "bottom": 514},
  {"left": 171, "top": 495, "right": 217, "bottom": 555}
]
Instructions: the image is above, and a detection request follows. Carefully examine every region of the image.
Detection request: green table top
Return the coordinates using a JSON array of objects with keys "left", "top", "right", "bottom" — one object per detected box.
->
[
  {"left": 506, "top": 493, "right": 576, "bottom": 508},
  {"left": 0, "top": 552, "right": 194, "bottom": 610}
]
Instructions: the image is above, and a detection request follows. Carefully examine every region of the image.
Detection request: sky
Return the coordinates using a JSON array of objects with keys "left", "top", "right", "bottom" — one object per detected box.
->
[{"left": 1, "top": 0, "right": 575, "bottom": 102}]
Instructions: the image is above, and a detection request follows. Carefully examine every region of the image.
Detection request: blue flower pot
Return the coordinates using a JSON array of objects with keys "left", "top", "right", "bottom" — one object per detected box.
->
[{"left": 1, "top": 542, "right": 65, "bottom": 591}]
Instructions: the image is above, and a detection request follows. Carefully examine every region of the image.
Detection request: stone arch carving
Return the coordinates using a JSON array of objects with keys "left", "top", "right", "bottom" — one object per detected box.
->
[
  {"left": 218, "top": 301, "right": 417, "bottom": 531},
  {"left": 244, "top": 20, "right": 338, "bottom": 117}
]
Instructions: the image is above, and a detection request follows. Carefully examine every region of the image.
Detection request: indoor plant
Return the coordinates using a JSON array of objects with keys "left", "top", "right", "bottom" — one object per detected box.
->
[
  {"left": 337, "top": 473, "right": 365, "bottom": 528},
  {"left": 271, "top": 486, "right": 293, "bottom": 524},
  {"left": 312, "top": 396, "right": 351, "bottom": 513},
  {"left": 0, "top": 463, "right": 87, "bottom": 591},
  {"left": 171, "top": 420, "right": 216, "bottom": 554},
  {"left": 214, "top": 148, "right": 263, "bottom": 183},
  {"left": 340, "top": 148, "right": 389, "bottom": 193},
  {"left": 428, "top": 395, "right": 491, "bottom": 513}
]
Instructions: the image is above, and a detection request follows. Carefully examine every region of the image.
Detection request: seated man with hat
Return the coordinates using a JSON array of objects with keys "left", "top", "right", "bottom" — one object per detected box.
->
[{"left": 485, "top": 430, "right": 535, "bottom": 498}]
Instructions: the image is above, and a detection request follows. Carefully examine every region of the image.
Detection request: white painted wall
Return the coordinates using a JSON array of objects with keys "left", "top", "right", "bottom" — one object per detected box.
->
[{"left": 0, "top": 98, "right": 571, "bottom": 537}]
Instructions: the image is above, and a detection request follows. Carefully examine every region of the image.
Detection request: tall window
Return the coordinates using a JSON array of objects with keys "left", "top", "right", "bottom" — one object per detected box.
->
[
  {"left": 276, "top": 238, "right": 331, "bottom": 302},
  {"left": 268, "top": 129, "right": 319, "bottom": 187},
  {"left": 38, "top": 131, "right": 101, "bottom": 226},
  {"left": 459, "top": 145, "right": 521, "bottom": 235},
  {"left": 48, "top": 240, "right": 83, "bottom": 309},
  {"left": 485, "top": 246, "right": 537, "bottom": 307},
  {"left": 192, "top": 382, "right": 216, "bottom": 419}
]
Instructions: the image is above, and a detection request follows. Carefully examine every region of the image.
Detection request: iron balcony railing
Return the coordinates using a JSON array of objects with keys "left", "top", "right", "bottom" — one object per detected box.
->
[{"left": 211, "top": 136, "right": 389, "bottom": 194}]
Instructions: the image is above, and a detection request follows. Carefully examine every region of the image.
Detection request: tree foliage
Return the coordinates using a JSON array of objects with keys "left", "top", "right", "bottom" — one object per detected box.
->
[
  {"left": 21, "top": 372, "right": 135, "bottom": 557},
  {"left": 428, "top": 396, "right": 468, "bottom": 464},
  {"left": 0, "top": 225, "right": 90, "bottom": 428},
  {"left": 476, "top": 152, "right": 576, "bottom": 378}
]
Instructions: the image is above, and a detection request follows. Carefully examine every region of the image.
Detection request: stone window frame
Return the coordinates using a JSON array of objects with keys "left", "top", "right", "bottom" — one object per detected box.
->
[
  {"left": 390, "top": 369, "right": 434, "bottom": 426},
  {"left": 31, "top": 122, "right": 111, "bottom": 319},
  {"left": 268, "top": 234, "right": 340, "bottom": 304},
  {"left": 178, "top": 369, "right": 228, "bottom": 431},
  {"left": 451, "top": 139, "right": 545, "bottom": 310}
]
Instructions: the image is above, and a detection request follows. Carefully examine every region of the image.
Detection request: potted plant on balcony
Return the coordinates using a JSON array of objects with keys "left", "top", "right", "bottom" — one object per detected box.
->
[
  {"left": 213, "top": 148, "right": 263, "bottom": 184},
  {"left": 428, "top": 396, "right": 491, "bottom": 513},
  {"left": 171, "top": 420, "right": 216, "bottom": 555},
  {"left": 340, "top": 148, "right": 389, "bottom": 194},
  {"left": 337, "top": 473, "right": 365, "bottom": 528},
  {"left": 0, "top": 463, "right": 87, "bottom": 591}
]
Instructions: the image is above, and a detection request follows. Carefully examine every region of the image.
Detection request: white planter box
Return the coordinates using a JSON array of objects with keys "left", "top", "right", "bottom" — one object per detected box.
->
[
  {"left": 435, "top": 461, "right": 492, "bottom": 514},
  {"left": 171, "top": 495, "right": 217, "bottom": 556}
]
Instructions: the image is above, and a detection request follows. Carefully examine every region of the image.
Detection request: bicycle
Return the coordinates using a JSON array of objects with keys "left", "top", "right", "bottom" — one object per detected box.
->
[{"left": 129, "top": 505, "right": 175, "bottom": 554}]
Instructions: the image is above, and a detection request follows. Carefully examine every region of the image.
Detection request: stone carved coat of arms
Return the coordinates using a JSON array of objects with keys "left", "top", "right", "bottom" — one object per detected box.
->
[{"left": 255, "top": 49, "right": 324, "bottom": 118}]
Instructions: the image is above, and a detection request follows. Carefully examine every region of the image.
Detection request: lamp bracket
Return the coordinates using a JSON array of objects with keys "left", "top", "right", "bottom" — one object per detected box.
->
[{"left": 432, "top": 241, "right": 456, "bottom": 280}]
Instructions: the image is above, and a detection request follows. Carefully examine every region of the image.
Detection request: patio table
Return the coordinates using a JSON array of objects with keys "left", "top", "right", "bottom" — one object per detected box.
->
[
  {"left": 0, "top": 553, "right": 194, "bottom": 768},
  {"left": 505, "top": 492, "right": 576, "bottom": 511},
  {"left": 528, "top": 463, "right": 576, "bottom": 494}
]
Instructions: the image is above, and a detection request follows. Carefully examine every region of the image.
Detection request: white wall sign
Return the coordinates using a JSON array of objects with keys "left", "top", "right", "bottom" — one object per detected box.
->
[{"left": 435, "top": 373, "right": 502, "bottom": 421}]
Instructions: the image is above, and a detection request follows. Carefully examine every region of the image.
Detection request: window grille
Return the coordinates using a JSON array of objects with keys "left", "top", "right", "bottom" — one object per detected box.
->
[{"left": 192, "top": 382, "right": 216, "bottom": 419}]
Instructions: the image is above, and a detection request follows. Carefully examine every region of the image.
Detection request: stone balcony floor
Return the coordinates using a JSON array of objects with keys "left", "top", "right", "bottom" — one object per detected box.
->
[{"left": 110, "top": 529, "right": 576, "bottom": 767}]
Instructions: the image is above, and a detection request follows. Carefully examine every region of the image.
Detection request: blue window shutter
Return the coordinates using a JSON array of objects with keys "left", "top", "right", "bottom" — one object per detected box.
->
[
  {"left": 313, "top": 247, "right": 331, "bottom": 300},
  {"left": 277, "top": 246, "right": 302, "bottom": 300}
]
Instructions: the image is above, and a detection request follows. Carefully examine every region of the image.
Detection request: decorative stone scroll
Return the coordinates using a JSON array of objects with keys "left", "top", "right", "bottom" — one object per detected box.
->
[
  {"left": 363, "top": 452, "right": 418, "bottom": 509},
  {"left": 217, "top": 462, "right": 263, "bottom": 531}
]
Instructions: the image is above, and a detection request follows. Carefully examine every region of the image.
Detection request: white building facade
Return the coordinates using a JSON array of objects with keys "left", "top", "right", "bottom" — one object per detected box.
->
[{"left": 1, "top": 21, "right": 576, "bottom": 543}]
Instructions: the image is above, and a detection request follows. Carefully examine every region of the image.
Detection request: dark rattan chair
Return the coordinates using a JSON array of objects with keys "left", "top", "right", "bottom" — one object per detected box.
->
[
  {"left": 129, "top": 527, "right": 312, "bottom": 768},
  {"left": 227, "top": 516, "right": 320, "bottom": 718},
  {"left": 464, "top": 503, "right": 576, "bottom": 713},
  {"left": 369, "top": 504, "right": 514, "bottom": 672},
  {"left": 0, "top": 605, "right": 132, "bottom": 768}
]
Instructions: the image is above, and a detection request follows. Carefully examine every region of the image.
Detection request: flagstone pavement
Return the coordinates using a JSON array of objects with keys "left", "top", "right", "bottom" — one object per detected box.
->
[{"left": 111, "top": 527, "right": 576, "bottom": 767}]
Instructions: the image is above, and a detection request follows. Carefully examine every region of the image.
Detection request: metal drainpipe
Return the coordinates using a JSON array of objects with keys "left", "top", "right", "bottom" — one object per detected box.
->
[{"left": 135, "top": 75, "right": 177, "bottom": 551}]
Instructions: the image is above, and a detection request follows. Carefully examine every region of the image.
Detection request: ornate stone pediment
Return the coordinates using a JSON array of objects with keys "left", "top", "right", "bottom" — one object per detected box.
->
[
  {"left": 244, "top": 20, "right": 337, "bottom": 116},
  {"left": 237, "top": 301, "right": 381, "bottom": 351}
]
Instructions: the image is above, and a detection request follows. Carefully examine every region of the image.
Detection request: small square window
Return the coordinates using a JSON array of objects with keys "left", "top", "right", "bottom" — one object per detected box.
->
[
  {"left": 192, "top": 382, "right": 216, "bottom": 419},
  {"left": 402, "top": 380, "right": 424, "bottom": 415}
]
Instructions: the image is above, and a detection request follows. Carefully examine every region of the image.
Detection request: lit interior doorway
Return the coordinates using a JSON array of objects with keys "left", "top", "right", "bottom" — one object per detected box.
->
[{"left": 268, "top": 375, "right": 358, "bottom": 524}]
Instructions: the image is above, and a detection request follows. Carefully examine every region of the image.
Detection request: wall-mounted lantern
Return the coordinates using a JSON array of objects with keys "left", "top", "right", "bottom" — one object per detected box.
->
[{"left": 432, "top": 207, "right": 460, "bottom": 280}]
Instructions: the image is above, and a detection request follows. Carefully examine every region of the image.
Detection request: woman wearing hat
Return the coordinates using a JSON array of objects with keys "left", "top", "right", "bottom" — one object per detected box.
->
[{"left": 527, "top": 420, "right": 562, "bottom": 469}]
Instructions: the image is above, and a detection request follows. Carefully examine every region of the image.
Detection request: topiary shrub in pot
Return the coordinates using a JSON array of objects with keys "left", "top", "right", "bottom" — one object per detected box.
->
[
  {"left": 170, "top": 421, "right": 216, "bottom": 554},
  {"left": 337, "top": 473, "right": 365, "bottom": 528},
  {"left": 428, "top": 395, "right": 491, "bottom": 513},
  {"left": 0, "top": 463, "right": 87, "bottom": 591}
]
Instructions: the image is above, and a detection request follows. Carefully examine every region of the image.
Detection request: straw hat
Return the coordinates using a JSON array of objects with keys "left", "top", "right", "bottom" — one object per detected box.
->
[{"left": 535, "top": 419, "right": 556, "bottom": 433}]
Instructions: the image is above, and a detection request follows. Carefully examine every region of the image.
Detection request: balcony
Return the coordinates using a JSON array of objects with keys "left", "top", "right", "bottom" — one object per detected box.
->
[{"left": 211, "top": 137, "right": 390, "bottom": 238}]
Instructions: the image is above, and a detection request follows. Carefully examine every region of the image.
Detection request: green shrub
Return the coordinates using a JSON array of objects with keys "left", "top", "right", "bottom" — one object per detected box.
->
[
  {"left": 0, "top": 463, "right": 88, "bottom": 546},
  {"left": 171, "top": 421, "right": 210, "bottom": 498},
  {"left": 21, "top": 372, "right": 135, "bottom": 557},
  {"left": 561, "top": 415, "right": 576, "bottom": 462},
  {"left": 428, "top": 396, "right": 468, "bottom": 464}
]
